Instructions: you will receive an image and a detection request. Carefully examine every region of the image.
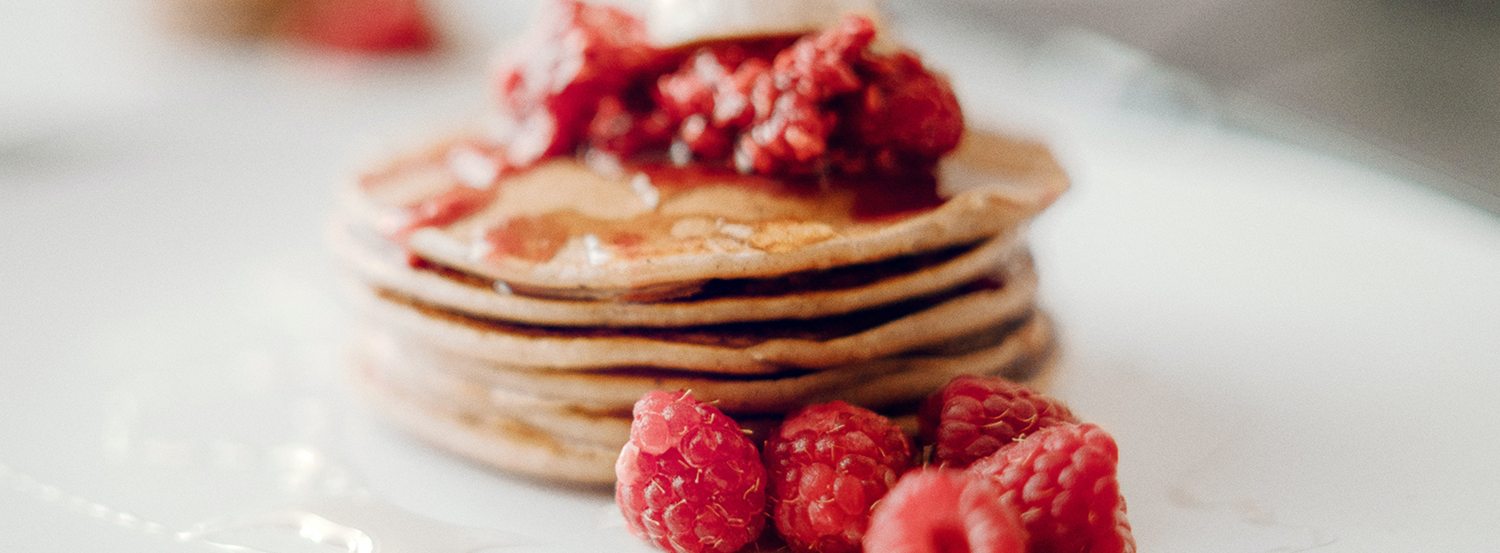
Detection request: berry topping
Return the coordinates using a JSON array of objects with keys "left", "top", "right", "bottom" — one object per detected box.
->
[
  {"left": 586, "top": 95, "right": 676, "bottom": 158},
  {"left": 837, "top": 51, "right": 963, "bottom": 175},
  {"left": 655, "top": 50, "right": 773, "bottom": 160},
  {"left": 490, "top": 0, "right": 663, "bottom": 165},
  {"left": 966, "top": 424, "right": 1136, "bottom": 553},
  {"left": 863, "top": 469, "right": 1026, "bottom": 553},
  {"left": 919, "top": 375, "right": 1078, "bottom": 468},
  {"left": 733, "top": 14, "right": 875, "bottom": 175},
  {"left": 616, "top": 391, "right": 768, "bottom": 553},
  {"left": 486, "top": 3, "right": 964, "bottom": 181},
  {"left": 763, "top": 401, "right": 914, "bottom": 553}
]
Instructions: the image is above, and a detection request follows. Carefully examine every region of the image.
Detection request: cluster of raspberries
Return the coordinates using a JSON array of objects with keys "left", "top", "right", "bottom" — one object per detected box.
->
[
  {"left": 490, "top": 1, "right": 964, "bottom": 178},
  {"left": 615, "top": 376, "right": 1136, "bottom": 553}
]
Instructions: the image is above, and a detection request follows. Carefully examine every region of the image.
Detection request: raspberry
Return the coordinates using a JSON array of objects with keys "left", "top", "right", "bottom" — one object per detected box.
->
[
  {"left": 842, "top": 51, "right": 963, "bottom": 172},
  {"left": 490, "top": 0, "right": 660, "bottom": 165},
  {"left": 918, "top": 375, "right": 1078, "bottom": 468},
  {"left": 735, "top": 15, "right": 874, "bottom": 175},
  {"left": 764, "top": 401, "right": 914, "bottom": 553},
  {"left": 586, "top": 95, "right": 675, "bottom": 157},
  {"left": 863, "top": 469, "right": 1026, "bottom": 553},
  {"left": 654, "top": 51, "right": 758, "bottom": 160},
  {"left": 966, "top": 424, "right": 1136, "bottom": 553},
  {"left": 616, "top": 391, "right": 767, "bottom": 553}
]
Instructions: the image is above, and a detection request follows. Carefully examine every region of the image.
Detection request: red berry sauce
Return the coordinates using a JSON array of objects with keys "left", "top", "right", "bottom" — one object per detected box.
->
[{"left": 489, "top": 1, "right": 963, "bottom": 188}]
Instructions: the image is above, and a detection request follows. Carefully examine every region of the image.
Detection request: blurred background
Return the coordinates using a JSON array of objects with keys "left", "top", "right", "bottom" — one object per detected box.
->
[
  {"left": 4, "top": 2, "right": 1500, "bottom": 551},
  {"left": 4, "top": 0, "right": 1499, "bottom": 214},
  {"left": 956, "top": 0, "right": 1500, "bottom": 215}
]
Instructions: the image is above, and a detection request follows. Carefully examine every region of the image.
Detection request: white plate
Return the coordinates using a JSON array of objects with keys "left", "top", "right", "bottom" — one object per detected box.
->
[{"left": 3, "top": 4, "right": 1499, "bottom": 552}]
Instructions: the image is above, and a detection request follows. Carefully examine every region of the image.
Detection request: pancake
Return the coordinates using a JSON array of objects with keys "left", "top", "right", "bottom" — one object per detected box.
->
[
  {"left": 362, "top": 310, "right": 1055, "bottom": 419},
  {"left": 332, "top": 4, "right": 1074, "bottom": 486},
  {"left": 350, "top": 357, "right": 623, "bottom": 484},
  {"left": 330, "top": 215, "right": 1030, "bottom": 326},
  {"left": 344, "top": 129, "right": 1066, "bottom": 299},
  {"left": 348, "top": 257, "right": 1038, "bottom": 374},
  {"left": 348, "top": 318, "right": 1059, "bottom": 483}
]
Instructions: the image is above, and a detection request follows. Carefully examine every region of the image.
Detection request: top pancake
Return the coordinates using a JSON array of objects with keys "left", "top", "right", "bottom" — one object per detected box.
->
[{"left": 343, "top": 129, "right": 1067, "bottom": 300}]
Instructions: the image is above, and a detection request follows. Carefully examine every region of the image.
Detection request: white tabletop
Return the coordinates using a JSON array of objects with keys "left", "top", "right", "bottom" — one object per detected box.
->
[{"left": 2, "top": 1, "right": 1498, "bottom": 551}]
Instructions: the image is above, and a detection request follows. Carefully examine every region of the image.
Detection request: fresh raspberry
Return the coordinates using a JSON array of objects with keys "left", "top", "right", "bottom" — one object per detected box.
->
[
  {"left": 490, "top": 0, "right": 661, "bottom": 165},
  {"left": 586, "top": 95, "right": 675, "bottom": 158},
  {"left": 652, "top": 50, "right": 774, "bottom": 161},
  {"left": 763, "top": 401, "right": 913, "bottom": 553},
  {"left": 616, "top": 391, "right": 767, "bottom": 553},
  {"left": 966, "top": 424, "right": 1136, "bottom": 553},
  {"left": 710, "top": 57, "right": 768, "bottom": 129},
  {"left": 657, "top": 51, "right": 728, "bottom": 121},
  {"left": 735, "top": 14, "right": 874, "bottom": 175},
  {"left": 770, "top": 14, "right": 873, "bottom": 99},
  {"left": 841, "top": 51, "right": 963, "bottom": 173},
  {"left": 863, "top": 469, "right": 1026, "bottom": 553},
  {"left": 918, "top": 375, "right": 1078, "bottom": 468}
]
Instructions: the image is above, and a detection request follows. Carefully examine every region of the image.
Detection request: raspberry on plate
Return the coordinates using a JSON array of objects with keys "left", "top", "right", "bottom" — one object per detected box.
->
[
  {"left": 918, "top": 375, "right": 1078, "bottom": 468},
  {"left": 763, "top": 401, "right": 914, "bottom": 553},
  {"left": 283, "top": 0, "right": 436, "bottom": 53},
  {"left": 863, "top": 468, "right": 1026, "bottom": 553},
  {"left": 966, "top": 423, "right": 1136, "bottom": 553},
  {"left": 616, "top": 390, "right": 767, "bottom": 553}
]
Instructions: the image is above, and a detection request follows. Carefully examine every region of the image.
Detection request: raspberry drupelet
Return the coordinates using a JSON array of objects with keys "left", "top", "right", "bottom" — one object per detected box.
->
[
  {"left": 616, "top": 391, "right": 768, "bottom": 553},
  {"left": 918, "top": 375, "right": 1078, "bottom": 468},
  {"left": 862, "top": 468, "right": 1026, "bottom": 553},
  {"left": 489, "top": 0, "right": 665, "bottom": 165},
  {"left": 966, "top": 423, "right": 1136, "bottom": 553},
  {"left": 763, "top": 401, "right": 914, "bottom": 553}
]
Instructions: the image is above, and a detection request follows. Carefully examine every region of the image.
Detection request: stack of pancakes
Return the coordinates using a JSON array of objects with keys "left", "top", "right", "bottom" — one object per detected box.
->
[{"left": 330, "top": 130, "right": 1069, "bottom": 484}]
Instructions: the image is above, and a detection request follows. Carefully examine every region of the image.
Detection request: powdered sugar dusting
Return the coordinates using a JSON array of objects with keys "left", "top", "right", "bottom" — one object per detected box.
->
[
  {"left": 584, "top": 149, "right": 625, "bottom": 179},
  {"left": 630, "top": 172, "right": 660, "bottom": 209},
  {"left": 583, "top": 234, "right": 612, "bottom": 265},
  {"left": 718, "top": 220, "right": 754, "bottom": 240},
  {"left": 446, "top": 147, "right": 501, "bottom": 189}
]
